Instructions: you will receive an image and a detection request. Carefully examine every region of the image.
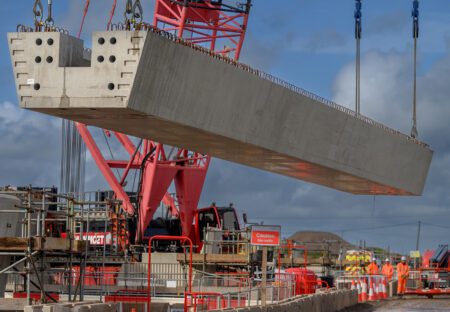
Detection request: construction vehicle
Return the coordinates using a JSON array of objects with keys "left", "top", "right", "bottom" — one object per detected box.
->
[{"left": 406, "top": 244, "right": 450, "bottom": 297}]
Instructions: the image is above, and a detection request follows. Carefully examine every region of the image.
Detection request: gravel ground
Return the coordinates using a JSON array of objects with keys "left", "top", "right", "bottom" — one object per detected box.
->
[{"left": 339, "top": 296, "right": 450, "bottom": 312}]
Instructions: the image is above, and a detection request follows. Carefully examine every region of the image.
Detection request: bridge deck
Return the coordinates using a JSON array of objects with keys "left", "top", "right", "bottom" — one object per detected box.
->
[{"left": 8, "top": 30, "right": 432, "bottom": 195}]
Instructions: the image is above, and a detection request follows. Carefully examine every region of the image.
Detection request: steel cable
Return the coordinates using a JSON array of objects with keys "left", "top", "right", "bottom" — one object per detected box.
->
[{"left": 411, "top": 0, "right": 420, "bottom": 138}]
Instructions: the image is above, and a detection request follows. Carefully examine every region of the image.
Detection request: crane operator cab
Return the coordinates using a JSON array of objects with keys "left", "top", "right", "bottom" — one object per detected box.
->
[{"left": 195, "top": 204, "right": 242, "bottom": 253}]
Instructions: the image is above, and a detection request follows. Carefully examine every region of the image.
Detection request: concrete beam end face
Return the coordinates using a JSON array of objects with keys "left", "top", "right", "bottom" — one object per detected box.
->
[
  {"left": 8, "top": 31, "right": 143, "bottom": 114},
  {"left": 8, "top": 30, "right": 433, "bottom": 195}
]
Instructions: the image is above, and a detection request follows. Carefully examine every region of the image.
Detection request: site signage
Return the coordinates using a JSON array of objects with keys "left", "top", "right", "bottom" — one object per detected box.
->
[
  {"left": 62, "top": 232, "right": 112, "bottom": 245},
  {"left": 250, "top": 225, "right": 281, "bottom": 246}
]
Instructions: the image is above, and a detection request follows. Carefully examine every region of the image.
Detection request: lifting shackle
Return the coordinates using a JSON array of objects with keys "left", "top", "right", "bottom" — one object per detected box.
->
[
  {"left": 33, "top": 0, "right": 44, "bottom": 30},
  {"left": 124, "top": 0, "right": 144, "bottom": 28}
]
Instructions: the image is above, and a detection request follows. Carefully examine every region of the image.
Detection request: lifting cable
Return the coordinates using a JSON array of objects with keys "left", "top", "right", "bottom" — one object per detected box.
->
[
  {"left": 78, "top": 0, "right": 91, "bottom": 38},
  {"left": 354, "top": 0, "right": 362, "bottom": 116},
  {"left": 411, "top": 0, "right": 420, "bottom": 138}
]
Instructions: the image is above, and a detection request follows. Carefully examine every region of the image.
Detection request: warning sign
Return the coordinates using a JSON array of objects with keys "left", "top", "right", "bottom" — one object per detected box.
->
[{"left": 250, "top": 225, "right": 281, "bottom": 246}]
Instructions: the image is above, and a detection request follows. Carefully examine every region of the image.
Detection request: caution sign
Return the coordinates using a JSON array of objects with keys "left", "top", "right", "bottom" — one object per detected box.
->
[
  {"left": 250, "top": 225, "right": 281, "bottom": 246},
  {"left": 410, "top": 250, "right": 421, "bottom": 258}
]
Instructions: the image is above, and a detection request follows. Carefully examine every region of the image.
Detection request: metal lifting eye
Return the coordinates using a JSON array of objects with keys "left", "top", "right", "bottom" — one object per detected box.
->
[{"left": 133, "top": 0, "right": 144, "bottom": 23}]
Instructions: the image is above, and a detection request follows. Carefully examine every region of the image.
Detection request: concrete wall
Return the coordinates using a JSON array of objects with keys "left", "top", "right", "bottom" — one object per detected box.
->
[
  {"left": 217, "top": 289, "right": 358, "bottom": 312},
  {"left": 24, "top": 301, "right": 118, "bottom": 312}
]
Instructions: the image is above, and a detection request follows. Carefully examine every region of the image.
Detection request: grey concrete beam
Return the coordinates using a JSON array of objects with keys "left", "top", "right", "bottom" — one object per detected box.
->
[{"left": 8, "top": 30, "right": 433, "bottom": 195}]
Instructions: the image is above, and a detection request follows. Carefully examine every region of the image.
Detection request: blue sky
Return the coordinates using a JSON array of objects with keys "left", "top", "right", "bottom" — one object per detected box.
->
[{"left": 1, "top": 1, "right": 450, "bottom": 254}]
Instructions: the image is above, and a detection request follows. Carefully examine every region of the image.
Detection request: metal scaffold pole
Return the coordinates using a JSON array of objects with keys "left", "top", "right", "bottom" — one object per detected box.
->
[{"left": 26, "top": 190, "right": 32, "bottom": 306}]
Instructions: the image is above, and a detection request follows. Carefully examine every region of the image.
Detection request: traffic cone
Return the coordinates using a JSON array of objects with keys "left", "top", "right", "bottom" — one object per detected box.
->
[
  {"left": 381, "top": 278, "right": 388, "bottom": 299},
  {"left": 368, "top": 278, "right": 376, "bottom": 301},
  {"left": 357, "top": 279, "right": 362, "bottom": 302},
  {"left": 373, "top": 278, "right": 379, "bottom": 301},
  {"left": 361, "top": 278, "right": 368, "bottom": 302},
  {"left": 351, "top": 279, "right": 356, "bottom": 290}
]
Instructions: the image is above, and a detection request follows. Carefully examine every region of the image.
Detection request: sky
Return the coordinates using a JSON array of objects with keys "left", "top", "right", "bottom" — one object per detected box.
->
[{"left": 1, "top": 0, "right": 450, "bottom": 254}]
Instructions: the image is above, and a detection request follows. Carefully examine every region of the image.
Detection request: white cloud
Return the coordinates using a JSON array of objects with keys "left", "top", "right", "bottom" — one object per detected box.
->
[
  {"left": 0, "top": 101, "right": 61, "bottom": 186},
  {"left": 332, "top": 47, "right": 450, "bottom": 140}
]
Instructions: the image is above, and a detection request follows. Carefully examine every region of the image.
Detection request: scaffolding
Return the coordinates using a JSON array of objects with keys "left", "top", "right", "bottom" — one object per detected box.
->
[{"left": 0, "top": 187, "right": 125, "bottom": 304}]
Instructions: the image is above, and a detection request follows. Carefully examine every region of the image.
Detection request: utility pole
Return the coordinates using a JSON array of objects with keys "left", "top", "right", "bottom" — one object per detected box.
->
[{"left": 416, "top": 220, "right": 421, "bottom": 251}]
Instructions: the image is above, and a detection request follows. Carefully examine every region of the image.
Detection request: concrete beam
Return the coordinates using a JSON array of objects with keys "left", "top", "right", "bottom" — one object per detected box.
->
[{"left": 8, "top": 30, "right": 433, "bottom": 195}]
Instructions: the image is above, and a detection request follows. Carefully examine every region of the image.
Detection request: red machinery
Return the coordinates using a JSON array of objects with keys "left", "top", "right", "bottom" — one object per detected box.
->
[
  {"left": 406, "top": 245, "right": 450, "bottom": 297},
  {"left": 76, "top": 0, "right": 252, "bottom": 243}
]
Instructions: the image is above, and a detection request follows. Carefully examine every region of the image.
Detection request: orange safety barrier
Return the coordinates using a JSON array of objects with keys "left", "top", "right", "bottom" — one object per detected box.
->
[
  {"left": 97, "top": 266, "right": 120, "bottom": 286},
  {"left": 184, "top": 292, "right": 226, "bottom": 312},
  {"left": 71, "top": 266, "right": 97, "bottom": 286}
]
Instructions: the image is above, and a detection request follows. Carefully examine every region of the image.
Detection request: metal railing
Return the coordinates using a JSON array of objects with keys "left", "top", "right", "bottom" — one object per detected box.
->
[{"left": 202, "top": 228, "right": 250, "bottom": 256}]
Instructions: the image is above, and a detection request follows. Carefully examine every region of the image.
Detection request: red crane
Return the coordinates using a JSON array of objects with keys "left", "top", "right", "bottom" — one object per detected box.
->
[{"left": 75, "top": 0, "right": 252, "bottom": 241}]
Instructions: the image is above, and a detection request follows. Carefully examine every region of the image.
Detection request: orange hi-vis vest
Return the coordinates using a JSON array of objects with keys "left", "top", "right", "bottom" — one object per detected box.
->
[
  {"left": 382, "top": 263, "right": 394, "bottom": 280},
  {"left": 397, "top": 262, "right": 410, "bottom": 279},
  {"left": 367, "top": 263, "right": 379, "bottom": 275}
]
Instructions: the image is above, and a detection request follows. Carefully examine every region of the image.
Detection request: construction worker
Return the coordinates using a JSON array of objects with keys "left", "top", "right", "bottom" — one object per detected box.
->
[
  {"left": 367, "top": 257, "right": 379, "bottom": 275},
  {"left": 397, "top": 256, "right": 410, "bottom": 296},
  {"left": 382, "top": 258, "right": 394, "bottom": 281}
]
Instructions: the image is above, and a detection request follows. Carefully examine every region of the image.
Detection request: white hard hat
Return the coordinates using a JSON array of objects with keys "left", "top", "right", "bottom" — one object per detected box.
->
[
  {"left": 385, "top": 258, "right": 390, "bottom": 262},
  {"left": 372, "top": 257, "right": 376, "bottom": 261},
  {"left": 401, "top": 256, "right": 407, "bottom": 261}
]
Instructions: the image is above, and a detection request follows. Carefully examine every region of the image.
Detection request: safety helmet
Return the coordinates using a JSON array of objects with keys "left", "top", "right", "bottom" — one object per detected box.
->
[
  {"left": 385, "top": 258, "right": 390, "bottom": 262},
  {"left": 401, "top": 256, "right": 407, "bottom": 261},
  {"left": 372, "top": 257, "right": 376, "bottom": 261}
]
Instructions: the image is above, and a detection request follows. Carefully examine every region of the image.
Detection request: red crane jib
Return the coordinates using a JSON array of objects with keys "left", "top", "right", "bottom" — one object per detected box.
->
[{"left": 75, "top": 0, "right": 251, "bottom": 240}]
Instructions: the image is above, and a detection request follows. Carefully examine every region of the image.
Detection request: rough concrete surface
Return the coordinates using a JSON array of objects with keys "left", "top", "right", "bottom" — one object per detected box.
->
[
  {"left": 338, "top": 297, "right": 450, "bottom": 312},
  {"left": 24, "top": 302, "right": 117, "bottom": 312},
  {"left": 8, "top": 30, "right": 433, "bottom": 195},
  {"left": 0, "top": 298, "right": 27, "bottom": 311},
  {"left": 217, "top": 289, "right": 358, "bottom": 312}
]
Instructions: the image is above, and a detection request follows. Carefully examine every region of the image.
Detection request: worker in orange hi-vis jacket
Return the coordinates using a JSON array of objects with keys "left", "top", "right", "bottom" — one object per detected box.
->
[
  {"left": 397, "top": 256, "right": 410, "bottom": 296},
  {"left": 382, "top": 258, "right": 394, "bottom": 281},
  {"left": 367, "top": 257, "right": 379, "bottom": 275}
]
